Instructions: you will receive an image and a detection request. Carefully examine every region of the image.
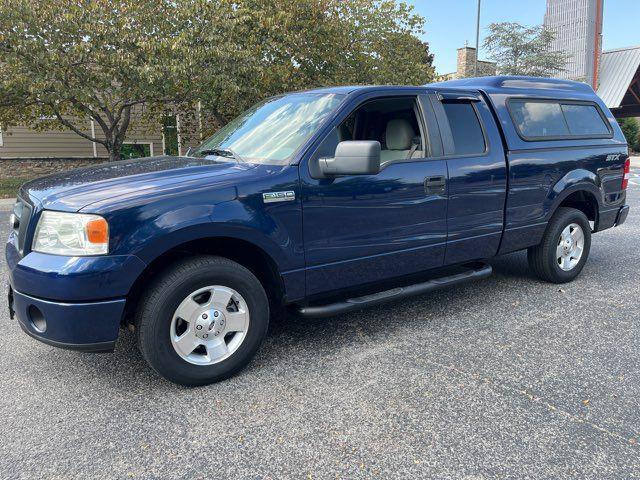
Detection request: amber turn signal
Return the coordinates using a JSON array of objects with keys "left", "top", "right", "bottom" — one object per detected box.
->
[{"left": 86, "top": 218, "right": 109, "bottom": 244}]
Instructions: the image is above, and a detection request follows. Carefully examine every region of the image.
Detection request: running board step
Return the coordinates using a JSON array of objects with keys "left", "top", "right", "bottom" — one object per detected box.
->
[{"left": 296, "top": 263, "right": 493, "bottom": 318}]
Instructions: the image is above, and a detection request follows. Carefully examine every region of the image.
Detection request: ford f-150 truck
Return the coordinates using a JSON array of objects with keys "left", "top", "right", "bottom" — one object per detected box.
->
[{"left": 6, "top": 76, "right": 630, "bottom": 386}]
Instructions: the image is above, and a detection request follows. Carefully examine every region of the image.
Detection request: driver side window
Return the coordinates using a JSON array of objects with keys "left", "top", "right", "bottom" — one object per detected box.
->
[{"left": 315, "top": 96, "right": 427, "bottom": 166}]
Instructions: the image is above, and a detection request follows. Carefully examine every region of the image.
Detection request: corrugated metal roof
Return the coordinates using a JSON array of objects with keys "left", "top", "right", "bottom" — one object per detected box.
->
[{"left": 597, "top": 46, "right": 640, "bottom": 108}]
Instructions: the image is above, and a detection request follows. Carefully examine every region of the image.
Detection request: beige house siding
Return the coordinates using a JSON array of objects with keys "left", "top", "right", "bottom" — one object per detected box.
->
[
  {"left": 0, "top": 109, "right": 209, "bottom": 182},
  {"left": 0, "top": 123, "right": 96, "bottom": 158},
  {"left": 92, "top": 105, "right": 165, "bottom": 157},
  {"left": 177, "top": 109, "right": 206, "bottom": 155},
  {"left": 0, "top": 108, "right": 169, "bottom": 159},
  {"left": 93, "top": 125, "right": 164, "bottom": 158}
]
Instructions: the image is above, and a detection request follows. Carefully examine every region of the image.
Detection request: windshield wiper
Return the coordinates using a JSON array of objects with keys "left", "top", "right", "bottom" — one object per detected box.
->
[{"left": 197, "top": 148, "right": 246, "bottom": 163}]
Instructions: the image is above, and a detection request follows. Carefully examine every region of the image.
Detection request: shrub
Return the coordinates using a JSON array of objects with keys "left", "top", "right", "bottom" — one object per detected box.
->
[{"left": 619, "top": 118, "right": 640, "bottom": 152}]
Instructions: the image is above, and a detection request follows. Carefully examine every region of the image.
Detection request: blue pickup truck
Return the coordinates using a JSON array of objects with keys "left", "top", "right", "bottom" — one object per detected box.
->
[{"left": 6, "top": 76, "right": 630, "bottom": 386}]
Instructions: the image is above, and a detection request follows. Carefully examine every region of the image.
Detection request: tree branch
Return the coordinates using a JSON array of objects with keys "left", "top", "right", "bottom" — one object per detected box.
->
[
  {"left": 67, "top": 98, "right": 112, "bottom": 138},
  {"left": 53, "top": 110, "right": 107, "bottom": 147},
  {"left": 97, "top": 102, "right": 116, "bottom": 127},
  {"left": 117, "top": 105, "right": 132, "bottom": 139}
]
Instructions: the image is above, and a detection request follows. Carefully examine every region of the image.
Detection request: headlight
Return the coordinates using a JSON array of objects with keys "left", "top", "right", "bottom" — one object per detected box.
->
[{"left": 33, "top": 211, "right": 109, "bottom": 256}]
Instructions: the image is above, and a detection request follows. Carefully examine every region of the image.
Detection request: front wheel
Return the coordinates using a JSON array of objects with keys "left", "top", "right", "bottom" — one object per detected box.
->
[
  {"left": 136, "top": 256, "right": 269, "bottom": 386},
  {"left": 527, "top": 207, "right": 592, "bottom": 283}
]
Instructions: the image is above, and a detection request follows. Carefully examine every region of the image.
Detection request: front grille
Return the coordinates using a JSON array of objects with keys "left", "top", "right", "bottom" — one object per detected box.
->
[{"left": 13, "top": 196, "right": 33, "bottom": 255}]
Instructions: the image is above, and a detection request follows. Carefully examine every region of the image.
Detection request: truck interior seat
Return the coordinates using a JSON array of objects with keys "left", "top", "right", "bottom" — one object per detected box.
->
[{"left": 380, "top": 118, "right": 421, "bottom": 163}]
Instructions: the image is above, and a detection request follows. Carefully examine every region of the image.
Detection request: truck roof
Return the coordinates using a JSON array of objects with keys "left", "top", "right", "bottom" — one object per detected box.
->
[
  {"left": 428, "top": 75, "right": 596, "bottom": 96},
  {"left": 300, "top": 85, "right": 427, "bottom": 95},
  {"left": 430, "top": 75, "right": 625, "bottom": 151},
  {"left": 300, "top": 77, "right": 624, "bottom": 152},
  {"left": 303, "top": 76, "right": 597, "bottom": 98}
]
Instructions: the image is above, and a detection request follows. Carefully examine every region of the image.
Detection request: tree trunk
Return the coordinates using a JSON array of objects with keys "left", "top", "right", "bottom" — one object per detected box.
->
[
  {"left": 109, "top": 136, "right": 124, "bottom": 162},
  {"left": 108, "top": 149, "right": 122, "bottom": 162}
]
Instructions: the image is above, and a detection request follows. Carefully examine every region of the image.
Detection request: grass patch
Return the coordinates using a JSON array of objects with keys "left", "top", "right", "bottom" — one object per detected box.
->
[{"left": 0, "top": 177, "right": 35, "bottom": 199}]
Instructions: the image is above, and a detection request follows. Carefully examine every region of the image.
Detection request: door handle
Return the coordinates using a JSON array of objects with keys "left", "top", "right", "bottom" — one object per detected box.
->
[{"left": 424, "top": 175, "right": 446, "bottom": 195}]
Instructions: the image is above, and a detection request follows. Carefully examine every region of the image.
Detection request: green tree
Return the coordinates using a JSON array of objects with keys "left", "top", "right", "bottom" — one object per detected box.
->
[
  {"left": 483, "top": 22, "right": 569, "bottom": 77},
  {"left": 619, "top": 117, "right": 640, "bottom": 152},
  {"left": 194, "top": 0, "right": 434, "bottom": 128},
  {"left": 0, "top": 0, "right": 434, "bottom": 160},
  {"left": 0, "top": 0, "right": 225, "bottom": 161}
]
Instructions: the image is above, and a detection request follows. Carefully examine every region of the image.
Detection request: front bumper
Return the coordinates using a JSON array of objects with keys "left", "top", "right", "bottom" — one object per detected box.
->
[
  {"left": 6, "top": 232, "right": 146, "bottom": 351},
  {"left": 9, "top": 286, "right": 124, "bottom": 352}
]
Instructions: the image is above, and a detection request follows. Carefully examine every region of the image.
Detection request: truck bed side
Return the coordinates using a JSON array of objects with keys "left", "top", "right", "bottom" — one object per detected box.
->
[{"left": 467, "top": 78, "right": 628, "bottom": 254}]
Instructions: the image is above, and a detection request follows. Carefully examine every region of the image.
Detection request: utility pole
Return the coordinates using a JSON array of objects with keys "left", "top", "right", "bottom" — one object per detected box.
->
[
  {"left": 474, "top": 0, "right": 481, "bottom": 77},
  {"left": 592, "top": 0, "right": 603, "bottom": 90}
]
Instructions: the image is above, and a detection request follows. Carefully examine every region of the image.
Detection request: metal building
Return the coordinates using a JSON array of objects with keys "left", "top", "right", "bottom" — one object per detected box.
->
[{"left": 597, "top": 46, "right": 640, "bottom": 117}]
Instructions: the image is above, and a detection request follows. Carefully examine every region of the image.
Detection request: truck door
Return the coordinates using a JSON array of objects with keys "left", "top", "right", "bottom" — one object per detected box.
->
[
  {"left": 300, "top": 92, "right": 448, "bottom": 296},
  {"left": 431, "top": 91, "right": 507, "bottom": 265}
]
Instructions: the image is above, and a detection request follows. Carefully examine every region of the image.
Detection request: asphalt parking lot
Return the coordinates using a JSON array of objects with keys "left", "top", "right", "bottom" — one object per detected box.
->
[{"left": 1, "top": 171, "right": 639, "bottom": 479}]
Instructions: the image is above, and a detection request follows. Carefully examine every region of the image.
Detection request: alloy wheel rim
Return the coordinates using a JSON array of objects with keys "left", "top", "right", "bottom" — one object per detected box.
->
[
  {"left": 556, "top": 223, "right": 584, "bottom": 271},
  {"left": 170, "top": 285, "right": 250, "bottom": 365}
]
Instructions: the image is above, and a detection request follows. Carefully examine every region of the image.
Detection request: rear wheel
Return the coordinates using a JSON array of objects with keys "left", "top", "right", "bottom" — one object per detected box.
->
[
  {"left": 136, "top": 256, "right": 269, "bottom": 386},
  {"left": 528, "top": 207, "right": 591, "bottom": 283}
]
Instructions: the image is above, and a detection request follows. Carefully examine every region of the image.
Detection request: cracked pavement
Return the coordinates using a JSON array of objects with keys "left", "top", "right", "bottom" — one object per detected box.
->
[{"left": 1, "top": 170, "right": 638, "bottom": 479}]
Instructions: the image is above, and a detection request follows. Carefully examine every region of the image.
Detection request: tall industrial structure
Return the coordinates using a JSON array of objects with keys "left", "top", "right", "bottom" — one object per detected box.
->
[{"left": 544, "top": 0, "right": 603, "bottom": 88}]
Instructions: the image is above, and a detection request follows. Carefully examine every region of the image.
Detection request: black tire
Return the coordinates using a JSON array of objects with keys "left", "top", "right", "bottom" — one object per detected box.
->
[
  {"left": 527, "top": 207, "right": 592, "bottom": 283},
  {"left": 136, "top": 256, "right": 269, "bottom": 386}
]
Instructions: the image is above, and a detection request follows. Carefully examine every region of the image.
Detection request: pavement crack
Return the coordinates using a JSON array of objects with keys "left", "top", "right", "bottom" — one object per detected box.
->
[{"left": 413, "top": 354, "right": 637, "bottom": 447}]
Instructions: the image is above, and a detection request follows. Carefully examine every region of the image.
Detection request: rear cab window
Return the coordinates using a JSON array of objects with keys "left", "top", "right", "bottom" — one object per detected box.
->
[
  {"left": 441, "top": 102, "right": 486, "bottom": 155},
  {"left": 508, "top": 99, "right": 613, "bottom": 140}
]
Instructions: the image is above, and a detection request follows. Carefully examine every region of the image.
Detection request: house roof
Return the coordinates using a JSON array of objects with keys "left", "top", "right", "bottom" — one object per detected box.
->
[{"left": 596, "top": 46, "right": 640, "bottom": 108}]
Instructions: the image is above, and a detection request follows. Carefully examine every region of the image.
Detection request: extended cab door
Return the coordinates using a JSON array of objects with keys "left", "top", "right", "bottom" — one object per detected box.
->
[
  {"left": 300, "top": 91, "right": 448, "bottom": 297},
  {"left": 431, "top": 91, "right": 508, "bottom": 264}
]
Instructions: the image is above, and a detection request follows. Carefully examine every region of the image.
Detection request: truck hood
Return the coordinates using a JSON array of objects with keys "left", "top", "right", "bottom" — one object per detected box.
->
[{"left": 20, "top": 156, "right": 259, "bottom": 212}]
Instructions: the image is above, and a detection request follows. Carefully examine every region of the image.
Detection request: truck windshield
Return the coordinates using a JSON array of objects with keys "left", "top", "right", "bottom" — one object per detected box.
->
[{"left": 192, "top": 93, "right": 345, "bottom": 165}]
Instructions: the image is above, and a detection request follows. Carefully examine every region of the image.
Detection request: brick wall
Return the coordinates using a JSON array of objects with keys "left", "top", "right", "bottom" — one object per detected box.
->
[{"left": 0, "top": 157, "right": 109, "bottom": 179}]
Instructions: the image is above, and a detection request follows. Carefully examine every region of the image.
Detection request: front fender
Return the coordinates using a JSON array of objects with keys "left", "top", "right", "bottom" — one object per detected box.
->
[
  {"left": 105, "top": 193, "right": 303, "bottom": 273},
  {"left": 131, "top": 219, "right": 293, "bottom": 270}
]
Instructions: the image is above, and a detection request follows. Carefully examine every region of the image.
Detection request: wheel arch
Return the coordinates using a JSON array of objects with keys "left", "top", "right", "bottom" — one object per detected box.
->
[
  {"left": 552, "top": 188, "right": 600, "bottom": 224},
  {"left": 546, "top": 173, "right": 602, "bottom": 227},
  {"left": 122, "top": 235, "right": 286, "bottom": 327}
]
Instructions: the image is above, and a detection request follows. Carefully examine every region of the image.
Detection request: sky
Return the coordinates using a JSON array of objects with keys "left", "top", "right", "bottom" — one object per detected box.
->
[{"left": 405, "top": 0, "right": 640, "bottom": 74}]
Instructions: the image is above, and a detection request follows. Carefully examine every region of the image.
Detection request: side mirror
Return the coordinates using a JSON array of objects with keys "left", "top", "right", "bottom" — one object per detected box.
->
[{"left": 319, "top": 141, "right": 381, "bottom": 176}]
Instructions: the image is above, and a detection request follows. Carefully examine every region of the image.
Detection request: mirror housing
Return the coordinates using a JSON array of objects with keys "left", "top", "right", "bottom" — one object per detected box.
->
[{"left": 319, "top": 141, "right": 381, "bottom": 176}]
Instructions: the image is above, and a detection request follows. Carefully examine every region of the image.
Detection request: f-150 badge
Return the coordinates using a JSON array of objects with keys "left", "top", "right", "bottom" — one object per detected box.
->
[{"left": 262, "top": 191, "right": 295, "bottom": 203}]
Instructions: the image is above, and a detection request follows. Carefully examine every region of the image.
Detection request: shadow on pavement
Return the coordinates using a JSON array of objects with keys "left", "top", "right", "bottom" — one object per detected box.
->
[{"left": 46, "top": 249, "right": 537, "bottom": 389}]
